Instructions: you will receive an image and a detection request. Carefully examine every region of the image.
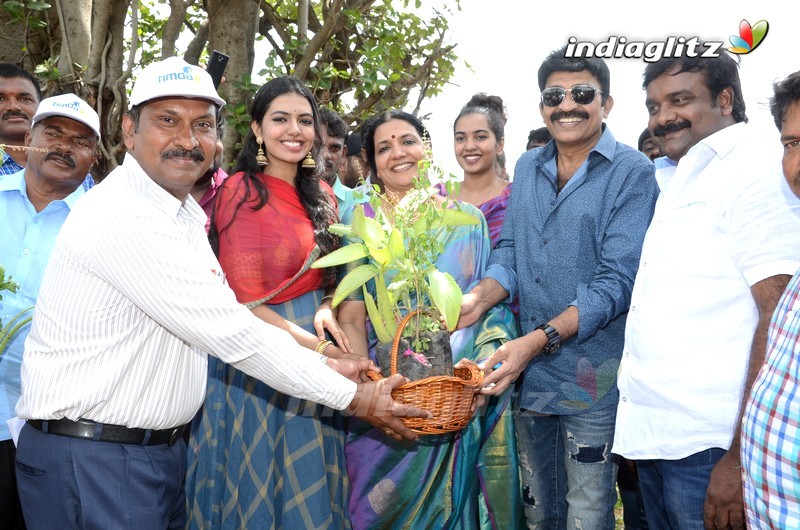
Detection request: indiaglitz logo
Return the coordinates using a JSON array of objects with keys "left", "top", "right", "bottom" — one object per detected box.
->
[
  {"left": 728, "top": 19, "right": 769, "bottom": 54},
  {"left": 564, "top": 18, "right": 769, "bottom": 63},
  {"left": 564, "top": 36, "right": 723, "bottom": 63}
]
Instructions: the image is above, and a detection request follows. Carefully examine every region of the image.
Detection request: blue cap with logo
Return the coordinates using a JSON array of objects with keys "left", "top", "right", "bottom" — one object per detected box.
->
[
  {"left": 32, "top": 94, "right": 101, "bottom": 139},
  {"left": 129, "top": 56, "right": 225, "bottom": 108}
]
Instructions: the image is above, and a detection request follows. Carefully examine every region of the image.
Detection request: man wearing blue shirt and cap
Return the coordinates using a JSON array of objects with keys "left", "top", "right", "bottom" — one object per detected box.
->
[{"left": 0, "top": 92, "right": 100, "bottom": 530}]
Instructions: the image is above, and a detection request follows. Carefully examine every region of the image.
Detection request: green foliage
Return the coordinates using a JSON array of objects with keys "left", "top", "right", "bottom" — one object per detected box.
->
[
  {"left": 3, "top": 0, "right": 50, "bottom": 21},
  {"left": 260, "top": 0, "right": 459, "bottom": 121},
  {"left": 0, "top": 265, "right": 33, "bottom": 357},
  {"left": 311, "top": 155, "right": 477, "bottom": 349},
  {"left": 33, "top": 54, "right": 59, "bottom": 81}
]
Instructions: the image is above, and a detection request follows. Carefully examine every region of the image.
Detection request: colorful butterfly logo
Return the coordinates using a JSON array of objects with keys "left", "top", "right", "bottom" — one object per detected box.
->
[{"left": 728, "top": 19, "right": 769, "bottom": 54}]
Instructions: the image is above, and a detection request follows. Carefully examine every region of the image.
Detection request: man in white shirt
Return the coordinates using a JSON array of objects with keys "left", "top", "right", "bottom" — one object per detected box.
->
[
  {"left": 613, "top": 51, "right": 800, "bottom": 529},
  {"left": 14, "top": 57, "right": 426, "bottom": 530}
]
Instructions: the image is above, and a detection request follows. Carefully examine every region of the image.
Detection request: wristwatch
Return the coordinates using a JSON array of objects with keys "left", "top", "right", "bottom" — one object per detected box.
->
[{"left": 535, "top": 323, "right": 562, "bottom": 355}]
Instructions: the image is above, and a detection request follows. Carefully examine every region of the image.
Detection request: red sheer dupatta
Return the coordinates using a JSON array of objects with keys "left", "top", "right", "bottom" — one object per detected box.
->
[{"left": 213, "top": 171, "right": 333, "bottom": 306}]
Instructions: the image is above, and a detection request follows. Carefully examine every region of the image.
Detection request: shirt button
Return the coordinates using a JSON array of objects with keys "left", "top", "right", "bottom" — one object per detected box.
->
[
  {"left": 624, "top": 351, "right": 630, "bottom": 357},
  {"left": 543, "top": 239, "right": 548, "bottom": 245},
  {"left": 631, "top": 305, "right": 636, "bottom": 311},
  {"left": 23, "top": 249, "right": 30, "bottom": 255},
  {"left": 621, "top": 397, "right": 627, "bottom": 402},
  {"left": 535, "top": 277, "right": 540, "bottom": 283}
]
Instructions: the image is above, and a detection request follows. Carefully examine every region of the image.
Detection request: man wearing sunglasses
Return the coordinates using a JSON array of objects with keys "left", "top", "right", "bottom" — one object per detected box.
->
[
  {"left": 614, "top": 52, "right": 800, "bottom": 529},
  {"left": 459, "top": 46, "right": 658, "bottom": 528}
]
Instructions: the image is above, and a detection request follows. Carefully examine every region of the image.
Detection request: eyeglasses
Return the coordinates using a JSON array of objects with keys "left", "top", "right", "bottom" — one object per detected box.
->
[{"left": 540, "top": 84, "right": 603, "bottom": 107}]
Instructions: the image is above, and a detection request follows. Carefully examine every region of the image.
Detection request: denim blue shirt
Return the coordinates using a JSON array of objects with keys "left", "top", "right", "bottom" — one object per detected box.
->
[
  {"left": 487, "top": 126, "right": 657, "bottom": 414},
  {"left": 0, "top": 168, "right": 85, "bottom": 439}
]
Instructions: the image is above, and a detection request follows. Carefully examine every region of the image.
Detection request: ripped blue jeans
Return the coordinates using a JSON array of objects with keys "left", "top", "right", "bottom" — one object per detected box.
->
[{"left": 515, "top": 406, "right": 618, "bottom": 530}]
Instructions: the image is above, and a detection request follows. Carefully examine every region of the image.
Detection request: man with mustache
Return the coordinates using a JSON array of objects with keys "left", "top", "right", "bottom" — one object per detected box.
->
[
  {"left": 613, "top": 52, "right": 800, "bottom": 530},
  {"left": 458, "top": 46, "right": 658, "bottom": 528},
  {"left": 318, "top": 106, "right": 354, "bottom": 215},
  {"left": 0, "top": 93, "right": 100, "bottom": 530},
  {"left": 13, "top": 57, "right": 428, "bottom": 530},
  {"left": 0, "top": 64, "right": 42, "bottom": 175},
  {"left": 0, "top": 64, "right": 95, "bottom": 190}
]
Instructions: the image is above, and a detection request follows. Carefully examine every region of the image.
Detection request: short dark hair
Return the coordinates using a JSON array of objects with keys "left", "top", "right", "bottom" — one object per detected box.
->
[
  {"left": 319, "top": 106, "right": 349, "bottom": 139},
  {"left": 527, "top": 127, "right": 552, "bottom": 146},
  {"left": 642, "top": 48, "right": 747, "bottom": 123},
  {"left": 538, "top": 46, "right": 610, "bottom": 104},
  {"left": 637, "top": 127, "right": 652, "bottom": 151},
  {"left": 0, "top": 63, "right": 42, "bottom": 101},
  {"left": 769, "top": 71, "right": 800, "bottom": 132}
]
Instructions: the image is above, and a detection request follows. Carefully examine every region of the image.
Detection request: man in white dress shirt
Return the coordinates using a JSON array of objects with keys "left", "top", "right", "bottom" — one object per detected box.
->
[
  {"left": 613, "top": 50, "right": 800, "bottom": 529},
  {"left": 14, "top": 57, "right": 426, "bottom": 530}
]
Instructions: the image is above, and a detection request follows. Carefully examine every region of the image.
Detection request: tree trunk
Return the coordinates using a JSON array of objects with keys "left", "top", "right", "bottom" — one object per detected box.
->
[
  {"left": 84, "top": 0, "right": 132, "bottom": 178},
  {"left": 162, "top": 0, "right": 191, "bottom": 59},
  {"left": 54, "top": 0, "right": 92, "bottom": 93},
  {"left": 206, "top": 0, "right": 259, "bottom": 168}
]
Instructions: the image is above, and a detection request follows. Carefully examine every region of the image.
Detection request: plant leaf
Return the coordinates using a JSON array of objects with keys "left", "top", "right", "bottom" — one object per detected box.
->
[
  {"left": 328, "top": 223, "right": 354, "bottom": 237},
  {"left": 331, "top": 264, "right": 378, "bottom": 306},
  {"left": 310, "top": 243, "right": 368, "bottom": 268},
  {"left": 375, "top": 274, "right": 398, "bottom": 338},
  {"left": 388, "top": 227, "right": 405, "bottom": 260},
  {"left": 427, "top": 270, "right": 462, "bottom": 331},
  {"left": 363, "top": 285, "right": 393, "bottom": 344}
]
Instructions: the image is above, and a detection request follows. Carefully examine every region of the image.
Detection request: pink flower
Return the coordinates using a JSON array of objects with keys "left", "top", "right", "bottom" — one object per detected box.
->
[{"left": 402, "top": 348, "right": 432, "bottom": 367}]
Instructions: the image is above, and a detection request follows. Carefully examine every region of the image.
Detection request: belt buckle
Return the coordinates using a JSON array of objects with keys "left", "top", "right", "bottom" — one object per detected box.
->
[{"left": 168, "top": 426, "right": 182, "bottom": 447}]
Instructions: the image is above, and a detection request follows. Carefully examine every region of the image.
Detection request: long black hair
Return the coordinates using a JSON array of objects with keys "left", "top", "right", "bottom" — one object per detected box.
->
[{"left": 210, "top": 76, "right": 339, "bottom": 287}]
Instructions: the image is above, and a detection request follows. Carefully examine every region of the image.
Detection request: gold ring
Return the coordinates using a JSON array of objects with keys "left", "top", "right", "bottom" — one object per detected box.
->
[{"left": 384, "top": 428, "right": 393, "bottom": 436}]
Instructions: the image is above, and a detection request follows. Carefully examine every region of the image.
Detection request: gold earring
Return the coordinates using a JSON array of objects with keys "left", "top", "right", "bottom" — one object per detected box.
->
[
  {"left": 301, "top": 151, "right": 316, "bottom": 169},
  {"left": 255, "top": 137, "right": 269, "bottom": 168}
]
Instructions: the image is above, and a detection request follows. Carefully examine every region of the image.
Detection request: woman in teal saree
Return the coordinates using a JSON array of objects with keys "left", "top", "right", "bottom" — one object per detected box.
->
[{"left": 338, "top": 110, "right": 523, "bottom": 529}]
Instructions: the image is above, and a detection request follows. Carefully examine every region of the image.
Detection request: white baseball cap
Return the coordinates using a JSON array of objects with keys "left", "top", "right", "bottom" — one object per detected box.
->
[
  {"left": 32, "top": 94, "right": 101, "bottom": 139},
  {"left": 129, "top": 56, "right": 225, "bottom": 108}
]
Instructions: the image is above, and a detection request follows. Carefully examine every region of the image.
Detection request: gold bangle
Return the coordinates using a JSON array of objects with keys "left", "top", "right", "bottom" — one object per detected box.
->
[{"left": 315, "top": 340, "right": 332, "bottom": 354}]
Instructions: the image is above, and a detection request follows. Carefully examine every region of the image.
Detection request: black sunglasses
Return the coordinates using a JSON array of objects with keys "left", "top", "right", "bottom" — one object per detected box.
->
[{"left": 541, "top": 84, "right": 603, "bottom": 107}]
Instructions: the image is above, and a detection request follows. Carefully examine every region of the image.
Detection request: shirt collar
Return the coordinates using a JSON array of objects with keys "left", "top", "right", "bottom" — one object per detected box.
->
[
  {"left": 0, "top": 167, "right": 85, "bottom": 207},
  {"left": 0, "top": 167, "right": 27, "bottom": 193},
  {"left": 540, "top": 123, "right": 617, "bottom": 164},
  {"left": 122, "top": 153, "right": 207, "bottom": 226},
  {"left": 662, "top": 121, "right": 745, "bottom": 165},
  {"left": 331, "top": 175, "right": 351, "bottom": 199}
]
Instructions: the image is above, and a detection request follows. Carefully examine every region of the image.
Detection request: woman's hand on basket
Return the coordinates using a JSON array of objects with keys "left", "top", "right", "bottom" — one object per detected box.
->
[
  {"left": 314, "top": 299, "right": 354, "bottom": 354},
  {"left": 345, "top": 374, "right": 433, "bottom": 441},
  {"left": 478, "top": 333, "right": 545, "bottom": 396}
]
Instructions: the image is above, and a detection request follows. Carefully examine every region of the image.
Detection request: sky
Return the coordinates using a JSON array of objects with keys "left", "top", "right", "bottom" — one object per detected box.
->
[{"left": 417, "top": 0, "right": 794, "bottom": 179}]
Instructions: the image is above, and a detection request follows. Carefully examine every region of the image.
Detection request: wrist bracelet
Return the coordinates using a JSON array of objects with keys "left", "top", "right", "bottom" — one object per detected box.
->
[
  {"left": 315, "top": 339, "right": 332, "bottom": 354},
  {"left": 321, "top": 295, "right": 334, "bottom": 303}
]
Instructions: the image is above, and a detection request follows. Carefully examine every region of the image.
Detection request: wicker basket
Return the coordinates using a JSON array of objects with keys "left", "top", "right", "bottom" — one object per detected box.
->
[{"left": 366, "top": 309, "right": 484, "bottom": 435}]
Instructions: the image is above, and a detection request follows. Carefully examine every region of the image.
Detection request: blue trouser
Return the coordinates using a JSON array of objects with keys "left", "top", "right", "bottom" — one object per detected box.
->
[
  {"left": 15, "top": 423, "right": 186, "bottom": 530},
  {"left": 636, "top": 448, "right": 726, "bottom": 530},
  {"left": 515, "top": 406, "right": 618, "bottom": 530}
]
